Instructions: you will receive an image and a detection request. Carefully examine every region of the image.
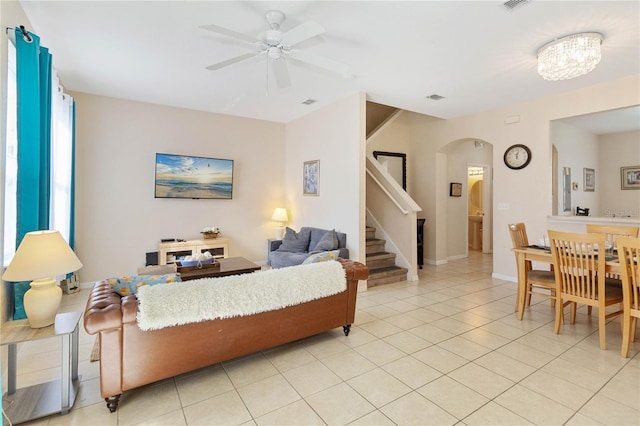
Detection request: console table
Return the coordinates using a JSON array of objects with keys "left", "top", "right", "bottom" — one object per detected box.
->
[
  {"left": 158, "top": 238, "right": 229, "bottom": 265},
  {"left": 1, "top": 311, "right": 82, "bottom": 424}
]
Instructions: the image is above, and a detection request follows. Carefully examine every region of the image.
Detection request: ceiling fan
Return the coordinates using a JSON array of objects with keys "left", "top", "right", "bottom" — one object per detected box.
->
[{"left": 201, "top": 10, "right": 351, "bottom": 88}]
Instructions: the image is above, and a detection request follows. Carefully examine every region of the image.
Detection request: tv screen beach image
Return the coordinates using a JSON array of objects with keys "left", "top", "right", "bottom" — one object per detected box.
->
[{"left": 155, "top": 153, "right": 233, "bottom": 199}]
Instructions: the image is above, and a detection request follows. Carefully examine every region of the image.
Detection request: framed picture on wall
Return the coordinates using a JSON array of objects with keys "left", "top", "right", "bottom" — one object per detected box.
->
[
  {"left": 583, "top": 168, "right": 595, "bottom": 192},
  {"left": 621, "top": 166, "right": 640, "bottom": 190},
  {"left": 303, "top": 160, "right": 320, "bottom": 196},
  {"left": 450, "top": 182, "right": 462, "bottom": 197}
]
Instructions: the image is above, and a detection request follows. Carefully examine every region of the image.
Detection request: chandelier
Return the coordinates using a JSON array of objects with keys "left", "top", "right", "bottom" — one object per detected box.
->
[{"left": 537, "top": 33, "right": 603, "bottom": 81}]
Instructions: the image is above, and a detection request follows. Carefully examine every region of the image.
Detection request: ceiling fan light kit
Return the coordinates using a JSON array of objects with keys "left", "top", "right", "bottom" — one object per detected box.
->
[
  {"left": 537, "top": 32, "right": 603, "bottom": 81},
  {"left": 264, "top": 9, "right": 286, "bottom": 29},
  {"left": 201, "top": 9, "right": 351, "bottom": 89}
]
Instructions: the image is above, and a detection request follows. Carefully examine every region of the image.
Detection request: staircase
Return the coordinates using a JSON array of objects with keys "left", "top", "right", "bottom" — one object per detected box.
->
[{"left": 366, "top": 226, "right": 408, "bottom": 287}]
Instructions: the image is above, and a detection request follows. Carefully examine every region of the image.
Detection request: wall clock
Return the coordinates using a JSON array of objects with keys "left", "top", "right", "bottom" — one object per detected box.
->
[{"left": 503, "top": 144, "right": 531, "bottom": 170}]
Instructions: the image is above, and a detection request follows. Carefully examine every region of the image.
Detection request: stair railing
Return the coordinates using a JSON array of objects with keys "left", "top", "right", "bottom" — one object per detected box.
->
[{"left": 366, "top": 153, "right": 422, "bottom": 281}]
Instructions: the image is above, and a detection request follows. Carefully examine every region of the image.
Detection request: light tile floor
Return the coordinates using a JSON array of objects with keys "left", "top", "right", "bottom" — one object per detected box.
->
[{"left": 5, "top": 251, "right": 639, "bottom": 425}]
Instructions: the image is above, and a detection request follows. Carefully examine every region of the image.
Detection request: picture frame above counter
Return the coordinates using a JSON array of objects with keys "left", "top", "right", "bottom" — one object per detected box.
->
[
  {"left": 621, "top": 166, "right": 640, "bottom": 190},
  {"left": 584, "top": 168, "right": 595, "bottom": 192}
]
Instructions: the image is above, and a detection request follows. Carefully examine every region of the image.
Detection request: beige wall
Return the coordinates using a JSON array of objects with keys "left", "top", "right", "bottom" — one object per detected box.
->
[
  {"left": 552, "top": 121, "right": 600, "bottom": 215},
  {"left": 599, "top": 130, "right": 640, "bottom": 217},
  {"left": 408, "top": 74, "right": 640, "bottom": 280},
  {"left": 285, "top": 92, "right": 367, "bottom": 263},
  {"left": 73, "top": 93, "right": 286, "bottom": 282},
  {"left": 73, "top": 91, "right": 368, "bottom": 283}
]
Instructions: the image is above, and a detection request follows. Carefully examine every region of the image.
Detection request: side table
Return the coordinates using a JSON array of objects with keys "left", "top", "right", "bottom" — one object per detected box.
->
[{"left": 1, "top": 311, "right": 82, "bottom": 424}]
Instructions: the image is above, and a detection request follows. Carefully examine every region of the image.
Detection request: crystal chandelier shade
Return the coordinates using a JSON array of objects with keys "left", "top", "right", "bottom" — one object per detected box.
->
[{"left": 537, "top": 33, "right": 603, "bottom": 81}]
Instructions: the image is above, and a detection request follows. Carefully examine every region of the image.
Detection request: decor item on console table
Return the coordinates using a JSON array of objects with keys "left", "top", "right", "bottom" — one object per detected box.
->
[
  {"left": 200, "top": 226, "right": 220, "bottom": 239},
  {"left": 268, "top": 227, "right": 348, "bottom": 268},
  {"left": 83, "top": 258, "right": 368, "bottom": 413}
]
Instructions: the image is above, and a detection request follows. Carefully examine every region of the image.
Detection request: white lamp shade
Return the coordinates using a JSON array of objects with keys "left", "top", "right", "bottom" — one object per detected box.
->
[
  {"left": 2, "top": 230, "right": 83, "bottom": 282},
  {"left": 271, "top": 208, "right": 288, "bottom": 223}
]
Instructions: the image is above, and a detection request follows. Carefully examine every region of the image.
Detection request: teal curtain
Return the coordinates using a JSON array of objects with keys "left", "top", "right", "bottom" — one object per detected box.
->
[{"left": 12, "top": 28, "right": 53, "bottom": 319}]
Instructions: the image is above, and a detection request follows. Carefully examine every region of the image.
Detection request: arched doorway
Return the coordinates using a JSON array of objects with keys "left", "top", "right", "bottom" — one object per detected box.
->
[{"left": 438, "top": 138, "right": 494, "bottom": 259}]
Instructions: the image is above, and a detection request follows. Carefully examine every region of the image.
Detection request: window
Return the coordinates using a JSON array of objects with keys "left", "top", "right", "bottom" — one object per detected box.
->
[
  {"left": 50, "top": 76, "right": 74, "bottom": 242},
  {"left": 4, "top": 40, "right": 18, "bottom": 265}
]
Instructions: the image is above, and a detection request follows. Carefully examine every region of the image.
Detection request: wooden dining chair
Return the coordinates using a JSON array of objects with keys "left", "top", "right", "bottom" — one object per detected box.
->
[
  {"left": 586, "top": 224, "right": 639, "bottom": 278},
  {"left": 548, "top": 230, "right": 624, "bottom": 350},
  {"left": 586, "top": 224, "right": 640, "bottom": 242},
  {"left": 585, "top": 224, "right": 639, "bottom": 315},
  {"left": 508, "top": 223, "right": 556, "bottom": 312},
  {"left": 617, "top": 236, "right": 640, "bottom": 358}
]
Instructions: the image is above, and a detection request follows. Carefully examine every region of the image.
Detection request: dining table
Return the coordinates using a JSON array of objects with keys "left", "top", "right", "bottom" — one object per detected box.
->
[{"left": 511, "top": 246, "right": 621, "bottom": 320}]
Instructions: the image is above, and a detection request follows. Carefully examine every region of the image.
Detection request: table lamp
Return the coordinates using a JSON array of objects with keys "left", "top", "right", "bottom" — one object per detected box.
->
[
  {"left": 271, "top": 208, "right": 288, "bottom": 240},
  {"left": 2, "top": 230, "right": 83, "bottom": 328}
]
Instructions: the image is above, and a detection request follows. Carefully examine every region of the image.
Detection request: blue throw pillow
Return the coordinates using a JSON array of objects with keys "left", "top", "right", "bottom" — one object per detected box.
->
[
  {"left": 109, "top": 273, "right": 181, "bottom": 296},
  {"left": 277, "top": 227, "right": 311, "bottom": 253},
  {"left": 312, "top": 229, "right": 339, "bottom": 251}
]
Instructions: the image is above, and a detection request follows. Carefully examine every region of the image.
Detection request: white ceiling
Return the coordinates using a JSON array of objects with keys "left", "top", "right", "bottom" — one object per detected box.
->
[{"left": 18, "top": 1, "right": 640, "bottom": 124}]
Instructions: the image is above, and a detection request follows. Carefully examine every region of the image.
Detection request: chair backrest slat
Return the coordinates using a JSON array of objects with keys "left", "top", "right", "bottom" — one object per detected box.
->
[
  {"left": 617, "top": 236, "right": 640, "bottom": 312},
  {"left": 508, "top": 223, "right": 529, "bottom": 248},
  {"left": 586, "top": 224, "right": 639, "bottom": 247},
  {"left": 548, "top": 230, "right": 606, "bottom": 301}
]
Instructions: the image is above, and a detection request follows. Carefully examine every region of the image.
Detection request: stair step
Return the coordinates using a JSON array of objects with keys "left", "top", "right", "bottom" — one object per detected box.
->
[
  {"left": 366, "top": 226, "right": 376, "bottom": 239},
  {"left": 366, "top": 238, "right": 386, "bottom": 254},
  {"left": 366, "top": 251, "right": 397, "bottom": 269},
  {"left": 364, "top": 226, "right": 406, "bottom": 287},
  {"left": 366, "top": 237, "right": 385, "bottom": 245},
  {"left": 366, "top": 251, "right": 395, "bottom": 260},
  {"left": 367, "top": 266, "right": 408, "bottom": 287}
]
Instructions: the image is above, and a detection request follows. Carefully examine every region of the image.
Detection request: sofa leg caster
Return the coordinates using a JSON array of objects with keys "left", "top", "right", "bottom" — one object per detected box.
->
[
  {"left": 343, "top": 325, "right": 351, "bottom": 336},
  {"left": 105, "top": 395, "right": 121, "bottom": 412}
]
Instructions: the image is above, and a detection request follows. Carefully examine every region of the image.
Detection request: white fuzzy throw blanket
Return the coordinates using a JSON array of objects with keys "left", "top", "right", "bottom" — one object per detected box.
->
[{"left": 137, "top": 260, "right": 346, "bottom": 331}]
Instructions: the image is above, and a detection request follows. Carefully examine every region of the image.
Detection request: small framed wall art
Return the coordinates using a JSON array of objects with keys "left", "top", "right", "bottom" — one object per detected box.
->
[
  {"left": 450, "top": 182, "right": 462, "bottom": 197},
  {"left": 621, "top": 165, "right": 640, "bottom": 190},
  {"left": 303, "top": 160, "right": 320, "bottom": 196},
  {"left": 583, "top": 168, "right": 595, "bottom": 192}
]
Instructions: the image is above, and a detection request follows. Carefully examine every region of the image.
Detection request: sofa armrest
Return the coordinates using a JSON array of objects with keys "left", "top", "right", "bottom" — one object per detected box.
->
[
  {"left": 338, "top": 258, "right": 369, "bottom": 282},
  {"left": 84, "top": 281, "right": 125, "bottom": 335},
  {"left": 268, "top": 239, "right": 283, "bottom": 252}
]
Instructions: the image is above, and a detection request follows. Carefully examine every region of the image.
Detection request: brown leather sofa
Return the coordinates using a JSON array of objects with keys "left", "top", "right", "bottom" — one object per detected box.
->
[{"left": 84, "top": 258, "right": 368, "bottom": 412}]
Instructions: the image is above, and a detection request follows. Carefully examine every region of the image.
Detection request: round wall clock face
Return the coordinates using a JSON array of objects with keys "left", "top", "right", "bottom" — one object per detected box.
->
[{"left": 503, "top": 144, "right": 532, "bottom": 170}]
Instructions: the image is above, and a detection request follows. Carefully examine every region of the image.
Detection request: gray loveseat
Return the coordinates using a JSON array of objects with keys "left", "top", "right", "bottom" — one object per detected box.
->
[{"left": 268, "top": 227, "right": 348, "bottom": 268}]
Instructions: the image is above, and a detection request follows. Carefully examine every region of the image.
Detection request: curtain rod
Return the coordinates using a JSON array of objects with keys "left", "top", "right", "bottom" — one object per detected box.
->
[{"left": 4, "top": 25, "right": 33, "bottom": 42}]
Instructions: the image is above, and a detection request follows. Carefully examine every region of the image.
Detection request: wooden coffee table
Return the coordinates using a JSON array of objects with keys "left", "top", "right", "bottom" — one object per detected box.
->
[{"left": 177, "top": 257, "right": 261, "bottom": 281}]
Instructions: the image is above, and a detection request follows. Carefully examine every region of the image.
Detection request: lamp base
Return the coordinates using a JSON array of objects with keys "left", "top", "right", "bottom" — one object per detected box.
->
[
  {"left": 275, "top": 225, "right": 285, "bottom": 240},
  {"left": 24, "top": 277, "right": 62, "bottom": 328}
]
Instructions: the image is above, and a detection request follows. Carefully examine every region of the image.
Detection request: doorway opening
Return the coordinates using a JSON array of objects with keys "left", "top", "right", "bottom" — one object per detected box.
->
[{"left": 468, "top": 164, "right": 492, "bottom": 253}]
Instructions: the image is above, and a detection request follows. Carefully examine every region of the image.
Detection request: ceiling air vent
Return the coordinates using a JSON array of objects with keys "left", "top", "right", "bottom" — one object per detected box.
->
[
  {"left": 425, "top": 94, "right": 445, "bottom": 101},
  {"left": 500, "top": 0, "right": 532, "bottom": 12},
  {"left": 301, "top": 99, "right": 318, "bottom": 105}
]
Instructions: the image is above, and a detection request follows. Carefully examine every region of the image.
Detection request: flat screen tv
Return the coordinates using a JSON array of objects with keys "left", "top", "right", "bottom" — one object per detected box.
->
[{"left": 154, "top": 153, "right": 234, "bottom": 199}]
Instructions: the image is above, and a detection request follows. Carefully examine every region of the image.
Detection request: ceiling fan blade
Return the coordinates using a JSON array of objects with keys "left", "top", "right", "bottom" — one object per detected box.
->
[
  {"left": 200, "top": 24, "right": 259, "bottom": 44},
  {"left": 272, "top": 58, "right": 291, "bottom": 88},
  {"left": 206, "top": 52, "right": 260, "bottom": 71},
  {"left": 282, "top": 21, "right": 325, "bottom": 47},
  {"left": 288, "top": 49, "right": 352, "bottom": 77}
]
